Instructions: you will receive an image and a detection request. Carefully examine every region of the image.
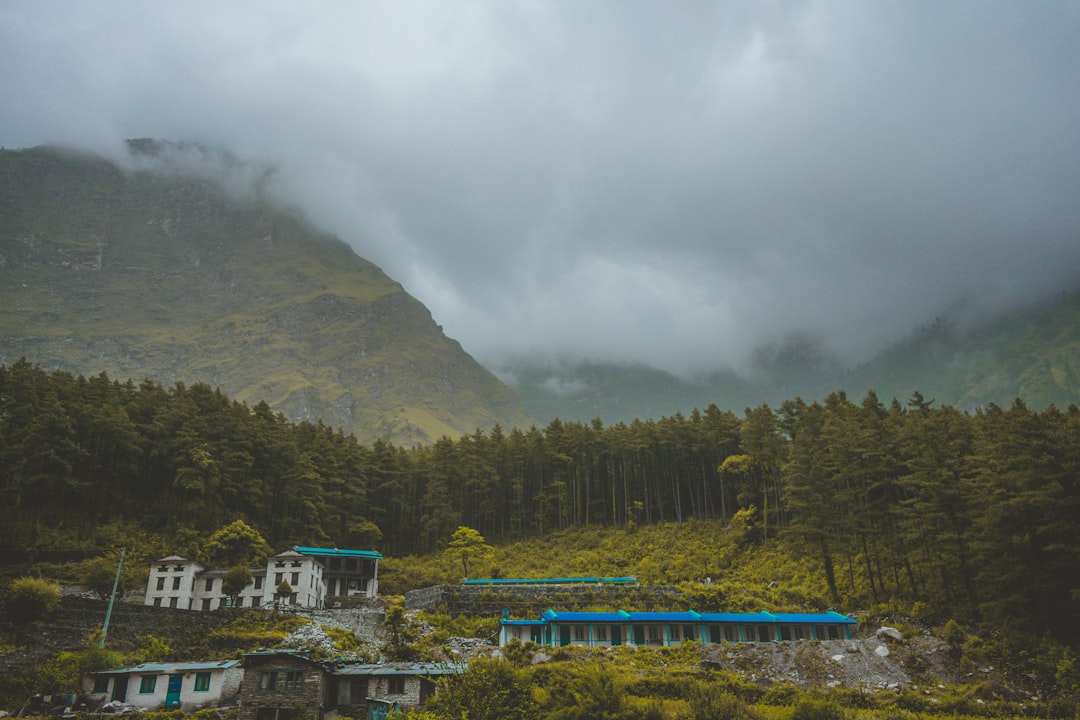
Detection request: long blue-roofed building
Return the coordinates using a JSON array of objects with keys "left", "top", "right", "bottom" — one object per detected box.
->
[{"left": 500, "top": 609, "right": 857, "bottom": 648}]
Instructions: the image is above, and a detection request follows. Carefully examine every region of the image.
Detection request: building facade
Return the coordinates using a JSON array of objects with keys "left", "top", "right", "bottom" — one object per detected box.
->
[
  {"left": 84, "top": 661, "right": 241, "bottom": 711},
  {"left": 500, "top": 609, "right": 857, "bottom": 648},
  {"left": 144, "top": 546, "right": 381, "bottom": 611},
  {"left": 238, "top": 650, "right": 463, "bottom": 720}
]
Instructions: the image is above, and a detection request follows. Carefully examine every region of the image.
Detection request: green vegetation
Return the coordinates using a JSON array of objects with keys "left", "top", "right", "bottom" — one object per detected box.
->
[
  {"left": 0, "top": 144, "right": 531, "bottom": 445},
  {"left": 3, "top": 577, "right": 60, "bottom": 621},
  {"left": 2, "top": 361, "right": 1078, "bottom": 658}
]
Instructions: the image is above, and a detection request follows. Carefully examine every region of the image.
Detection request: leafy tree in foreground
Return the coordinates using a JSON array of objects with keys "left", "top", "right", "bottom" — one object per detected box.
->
[
  {"left": 223, "top": 565, "right": 254, "bottom": 607},
  {"left": 203, "top": 519, "right": 272, "bottom": 568},
  {"left": 424, "top": 657, "right": 538, "bottom": 720},
  {"left": 443, "top": 525, "right": 494, "bottom": 580}
]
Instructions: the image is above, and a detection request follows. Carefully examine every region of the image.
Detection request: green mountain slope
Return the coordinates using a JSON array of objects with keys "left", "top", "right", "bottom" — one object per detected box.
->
[
  {"left": 508, "top": 295, "right": 1080, "bottom": 424},
  {"left": 841, "top": 293, "right": 1080, "bottom": 410},
  {"left": 0, "top": 144, "right": 532, "bottom": 443}
]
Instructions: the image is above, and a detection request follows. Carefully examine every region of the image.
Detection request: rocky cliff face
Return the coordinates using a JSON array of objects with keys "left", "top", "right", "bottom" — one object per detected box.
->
[{"left": 0, "top": 144, "right": 532, "bottom": 443}]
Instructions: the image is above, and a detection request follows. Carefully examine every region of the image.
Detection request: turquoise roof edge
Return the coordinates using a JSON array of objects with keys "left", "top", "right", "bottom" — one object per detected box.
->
[
  {"left": 292, "top": 545, "right": 383, "bottom": 559},
  {"left": 503, "top": 610, "right": 857, "bottom": 625}
]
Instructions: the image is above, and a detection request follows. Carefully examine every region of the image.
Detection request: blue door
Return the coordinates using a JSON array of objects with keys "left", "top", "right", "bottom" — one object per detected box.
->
[{"left": 166, "top": 674, "right": 182, "bottom": 707}]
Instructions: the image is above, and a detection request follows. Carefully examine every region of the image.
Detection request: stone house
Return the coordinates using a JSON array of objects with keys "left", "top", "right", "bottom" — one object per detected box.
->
[
  {"left": 238, "top": 649, "right": 463, "bottom": 720},
  {"left": 84, "top": 660, "right": 241, "bottom": 711}
]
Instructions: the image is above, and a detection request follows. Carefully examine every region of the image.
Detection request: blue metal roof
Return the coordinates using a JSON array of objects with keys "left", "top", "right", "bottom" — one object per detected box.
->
[
  {"left": 292, "top": 545, "right": 382, "bottom": 559},
  {"left": 509, "top": 609, "right": 857, "bottom": 626},
  {"left": 698, "top": 612, "right": 774, "bottom": 623},
  {"left": 772, "top": 612, "right": 857, "bottom": 624}
]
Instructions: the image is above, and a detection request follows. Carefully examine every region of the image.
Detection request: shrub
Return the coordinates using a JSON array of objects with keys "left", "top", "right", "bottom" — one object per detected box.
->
[
  {"left": 790, "top": 695, "right": 846, "bottom": 720},
  {"left": 5, "top": 576, "right": 61, "bottom": 621}
]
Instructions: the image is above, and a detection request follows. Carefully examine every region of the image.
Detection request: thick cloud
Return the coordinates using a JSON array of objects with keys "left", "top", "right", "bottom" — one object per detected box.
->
[{"left": 3, "top": 1, "right": 1079, "bottom": 376}]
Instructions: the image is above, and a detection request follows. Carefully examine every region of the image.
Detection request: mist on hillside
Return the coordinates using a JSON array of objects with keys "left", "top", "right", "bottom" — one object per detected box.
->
[{"left": 3, "top": 2, "right": 1080, "bottom": 381}]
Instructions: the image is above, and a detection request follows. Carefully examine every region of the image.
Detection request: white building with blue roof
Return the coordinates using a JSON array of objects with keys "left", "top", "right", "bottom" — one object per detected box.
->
[{"left": 500, "top": 609, "right": 856, "bottom": 648}]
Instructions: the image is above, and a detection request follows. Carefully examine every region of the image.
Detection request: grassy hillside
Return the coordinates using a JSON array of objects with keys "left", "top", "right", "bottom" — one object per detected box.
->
[
  {"left": 0, "top": 144, "right": 532, "bottom": 443},
  {"left": 507, "top": 293, "right": 1080, "bottom": 424}
]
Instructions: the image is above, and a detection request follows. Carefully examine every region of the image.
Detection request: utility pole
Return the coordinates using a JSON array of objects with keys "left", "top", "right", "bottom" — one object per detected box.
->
[{"left": 100, "top": 547, "right": 126, "bottom": 649}]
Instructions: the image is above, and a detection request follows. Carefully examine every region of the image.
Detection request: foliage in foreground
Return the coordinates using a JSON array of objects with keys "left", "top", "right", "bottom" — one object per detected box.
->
[{"left": 396, "top": 650, "right": 1076, "bottom": 720}]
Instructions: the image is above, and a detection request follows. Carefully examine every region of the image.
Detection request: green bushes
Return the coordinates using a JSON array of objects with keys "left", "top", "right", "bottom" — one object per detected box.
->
[{"left": 4, "top": 576, "right": 61, "bottom": 621}]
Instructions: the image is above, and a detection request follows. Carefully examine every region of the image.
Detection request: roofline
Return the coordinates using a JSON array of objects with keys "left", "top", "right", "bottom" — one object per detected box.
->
[{"left": 292, "top": 545, "right": 383, "bottom": 559}]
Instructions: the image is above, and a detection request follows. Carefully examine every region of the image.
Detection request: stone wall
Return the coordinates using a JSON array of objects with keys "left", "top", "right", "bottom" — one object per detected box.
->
[
  {"left": 404, "top": 583, "right": 685, "bottom": 616},
  {"left": 0, "top": 596, "right": 236, "bottom": 675}
]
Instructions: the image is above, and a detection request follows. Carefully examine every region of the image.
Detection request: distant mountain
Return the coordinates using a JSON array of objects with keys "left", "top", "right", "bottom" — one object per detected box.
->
[
  {"left": 504, "top": 293, "right": 1080, "bottom": 424},
  {"left": 0, "top": 143, "right": 532, "bottom": 444}
]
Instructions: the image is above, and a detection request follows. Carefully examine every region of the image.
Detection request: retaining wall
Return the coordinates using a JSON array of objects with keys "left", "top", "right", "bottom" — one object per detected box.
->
[{"left": 404, "top": 582, "right": 684, "bottom": 615}]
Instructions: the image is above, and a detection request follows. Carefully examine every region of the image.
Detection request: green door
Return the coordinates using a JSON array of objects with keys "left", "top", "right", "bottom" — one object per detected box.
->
[
  {"left": 165, "top": 674, "right": 182, "bottom": 707},
  {"left": 610, "top": 626, "right": 622, "bottom": 646},
  {"left": 559, "top": 626, "right": 571, "bottom": 646}
]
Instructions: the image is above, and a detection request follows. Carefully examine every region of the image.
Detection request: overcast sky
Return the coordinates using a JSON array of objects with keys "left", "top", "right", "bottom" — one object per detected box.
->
[{"left": 3, "top": 1, "right": 1080, "bottom": 377}]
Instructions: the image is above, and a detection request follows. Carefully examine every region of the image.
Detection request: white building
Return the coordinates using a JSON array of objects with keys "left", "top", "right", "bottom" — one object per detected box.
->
[
  {"left": 85, "top": 660, "right": 242, "bottom": 711},
  {"left": 144, "top": 546, "right": 381, "bottom": 611}
]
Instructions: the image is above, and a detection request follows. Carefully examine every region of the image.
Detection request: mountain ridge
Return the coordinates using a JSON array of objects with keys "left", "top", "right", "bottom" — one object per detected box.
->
[{"left": 0, "top": 143, "right": 532, "bottom": 444}]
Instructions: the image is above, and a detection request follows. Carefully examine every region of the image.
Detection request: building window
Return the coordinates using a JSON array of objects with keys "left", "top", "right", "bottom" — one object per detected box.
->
[
  {"left": 153, "top": 597, "right": 162, "bottom": 607},
  {"left": 724, "top": 625, "right": 738, "bottom": 642},
  {"left": 275, "top": 562, "right": 285, "bottom": 568},
  {"left": 252, "top": 596, "right": 261, "bottom": 608},
  {"left": 669, "top": 625, "right": 681, "bottom": 641},
  {"left": 202, "top": 598, "right": 212, "bottom": 611},
  {"left": 258, "top": 671, "right": 278, "bottom": 691},
  {"left": 291, "top": 572, "right": 299, "bottom": 586},
  {"left": 194, "top": 672, "right": 211, "bottom": 692},
  {"left": 573, "top": 625, "right": 587, "bottom": 642},
  {"left": 171, "top": 577, "right": 180, "bottom": 590},
  {"left": 173, "top": 565, "right": 184, "bottom": 572},
  {"left": 275, "top": 573, "right": 283, "bottom": 585},
  {"left": 158, "top": 565, "right": 168, "bottom": 572},
  {"left": 254, "top": 576, "right": 263, "bottom": 590},
  {"left": 92, "top": 677, "right": 110, "bottom": 694},
  {"left": 169, "top": 597, "right": 178, "bottom": 609},
  {"left": 388, "top": 677, "right": 405, "bottom": 695},
  {"left": 285, "top": 670, "right": 304, "bottom": 691},
  {"left": 595, "top": 625, "right": 608, "bottom": 642},
  {"left": 291, "top": 561, "right": 302, "bottom": 567},
  {"left": 156, "top": 577, "right": 165, "bottom": 591},
  {"left": 139, "top": 676, "right": 157, "bottom": 694},
  {"left": 647, "top": 625, "right": 662, "bottom": 642},
  {"left": 205, "top": 578, "right": 214, "bottom": 592}
]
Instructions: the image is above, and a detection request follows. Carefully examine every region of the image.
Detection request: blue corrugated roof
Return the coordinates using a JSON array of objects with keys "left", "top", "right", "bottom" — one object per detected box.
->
[
  {"left": 292, "top": 545, "right": 382, "bottom": 559},
  {"left": 506, "top": 609, "right": 857, "bottom": 626},
  {"left": 698, "top": 612, "right": 774, "bottom": 623},
  {"left": 773, "top": 612, "right": 857, "bottom": 624}
]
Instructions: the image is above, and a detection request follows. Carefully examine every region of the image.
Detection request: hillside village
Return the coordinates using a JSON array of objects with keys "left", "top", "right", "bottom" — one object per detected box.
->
[{"left": 0, "top": 539, "right": 1051, "bottom": 720}]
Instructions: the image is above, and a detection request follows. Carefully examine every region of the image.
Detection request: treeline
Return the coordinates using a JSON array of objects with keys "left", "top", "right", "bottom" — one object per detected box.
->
[{"left": 1, "top": 360, "right": 1077, "bottom": 641}]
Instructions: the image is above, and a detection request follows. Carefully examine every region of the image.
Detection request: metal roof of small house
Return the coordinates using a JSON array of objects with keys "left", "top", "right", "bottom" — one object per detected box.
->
[
  {"left": 333, "top": 662, "right": 466, "bottom": 677},
  {"left": 95, "top": 660, "right": 239, "bottom": 675},
  {"left": 292, "top": 545, "right": 383, "bottom": 559}
]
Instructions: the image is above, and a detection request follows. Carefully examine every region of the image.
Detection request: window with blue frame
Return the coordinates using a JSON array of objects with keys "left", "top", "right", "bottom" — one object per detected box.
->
[
  {"left": 194, "top": 672, "right": 211, "bottom": 692},
  {"left": 139, "top": 676, "right": 157, "bottom": 694},
  {"left": 93, "top": 677, "right": 110, "bottom": 694}
]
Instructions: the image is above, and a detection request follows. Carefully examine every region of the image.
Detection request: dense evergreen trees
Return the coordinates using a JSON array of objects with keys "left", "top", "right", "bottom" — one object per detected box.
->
[{"left": 2, "top": 360, "right": 1078, "bottom": 643}]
